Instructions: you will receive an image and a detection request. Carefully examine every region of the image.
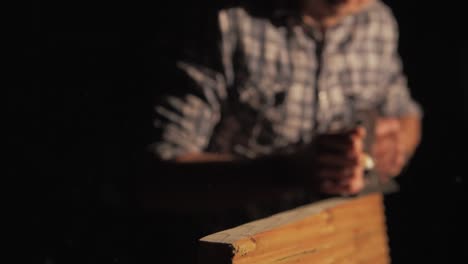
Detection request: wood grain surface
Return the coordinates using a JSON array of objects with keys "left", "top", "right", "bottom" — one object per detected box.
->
[{"left": 198, "top": 193, "right": 389, "bottom": 264}]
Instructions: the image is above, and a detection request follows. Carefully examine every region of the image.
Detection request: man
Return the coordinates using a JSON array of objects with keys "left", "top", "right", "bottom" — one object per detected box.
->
[{"left": 150, "top": 0, "right": 421, "bottom": 197}]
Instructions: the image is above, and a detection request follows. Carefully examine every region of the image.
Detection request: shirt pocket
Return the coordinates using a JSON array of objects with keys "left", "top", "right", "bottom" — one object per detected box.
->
[
  {"left": 335, "top": 58, "right": 384, "bottom": 110},
  {"left": 319, "top": 66, "right": 383, "bottom": 132}
]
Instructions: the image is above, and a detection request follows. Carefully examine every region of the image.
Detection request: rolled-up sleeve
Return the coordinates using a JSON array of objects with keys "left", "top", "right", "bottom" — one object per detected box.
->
[
  {"left": 148, "top": 9, "right": 237, "bottom": 160},
  {"left": 378, "top": 9, "right": 423, "bottom": 118}
]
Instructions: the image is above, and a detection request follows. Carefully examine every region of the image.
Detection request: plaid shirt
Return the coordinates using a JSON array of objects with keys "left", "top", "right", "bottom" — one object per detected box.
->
[{"left": 150, "top": 1, "right": 422, "bottom": 160}]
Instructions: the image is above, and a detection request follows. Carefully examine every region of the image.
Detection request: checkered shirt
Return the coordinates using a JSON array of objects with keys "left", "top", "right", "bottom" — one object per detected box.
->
[{"left": 150, "top": 1, "right": 422, "bottom": 160}]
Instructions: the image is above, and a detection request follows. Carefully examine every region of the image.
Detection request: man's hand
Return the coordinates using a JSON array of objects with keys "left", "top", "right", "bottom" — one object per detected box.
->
[
  {"left": 313, "top": 127, "right": 367, "bottom": 195},
  {"left": 371, "top": 118, "right": 408, "bottom": 183}
]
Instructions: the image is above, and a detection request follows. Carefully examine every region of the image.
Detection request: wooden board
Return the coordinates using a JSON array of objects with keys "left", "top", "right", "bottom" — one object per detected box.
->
[{"left": 198, "top": 193, "right": 389, "bottom": 264}]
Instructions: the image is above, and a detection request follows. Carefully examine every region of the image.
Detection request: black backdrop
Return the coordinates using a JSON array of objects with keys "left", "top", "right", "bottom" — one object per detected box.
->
[{"left": 17, "top": 0, "right": 466, "bottom": 263}]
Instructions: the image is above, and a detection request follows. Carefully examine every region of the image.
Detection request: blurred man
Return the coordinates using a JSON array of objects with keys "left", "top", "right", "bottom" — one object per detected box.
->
[
  {"left": 150, "top": 0, "right": 421, "bottom": 196},
  {"left": 141, "top": 0, "right": 422, "bottom": 262}
]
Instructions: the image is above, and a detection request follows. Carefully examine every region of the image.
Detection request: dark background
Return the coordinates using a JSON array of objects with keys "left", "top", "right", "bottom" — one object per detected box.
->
[{"left": 17, "top": 0, "right": 465, "bottom": 263}]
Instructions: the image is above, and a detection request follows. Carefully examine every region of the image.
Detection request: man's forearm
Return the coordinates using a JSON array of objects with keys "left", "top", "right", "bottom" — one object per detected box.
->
[
  {"left": 137, "top": 152, "right": 305, "bottom": 211},
  {"left": 145, "top": 152, "right": 302, "bottom": 187},
  {"left": 175, "top": 153, "right": 236, "bottom": 163}
]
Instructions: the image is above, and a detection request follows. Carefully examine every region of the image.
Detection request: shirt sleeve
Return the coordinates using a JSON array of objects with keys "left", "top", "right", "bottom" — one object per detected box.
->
[
  {"left": 148, "top": 9, "right": 238, "bottom": 160},
  {"left": 378, "top": 6, "right": 423, "bottom": 118}
]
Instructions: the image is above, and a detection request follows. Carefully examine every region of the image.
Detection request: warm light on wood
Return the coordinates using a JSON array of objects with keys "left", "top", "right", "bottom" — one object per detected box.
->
[{"left": 198, "top": 193, "right": 390, "bottom": 264}]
